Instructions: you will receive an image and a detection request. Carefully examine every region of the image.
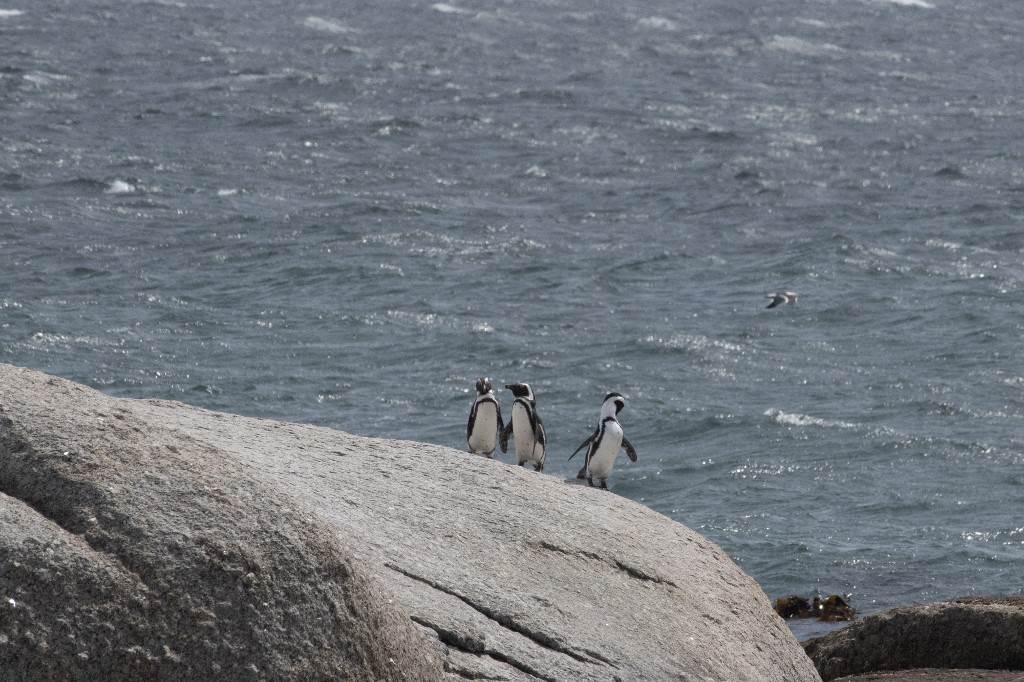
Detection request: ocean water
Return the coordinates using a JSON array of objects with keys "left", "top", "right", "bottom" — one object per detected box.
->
[{"left": 2, "top": 0, "right": 1023, "bottom": 639}]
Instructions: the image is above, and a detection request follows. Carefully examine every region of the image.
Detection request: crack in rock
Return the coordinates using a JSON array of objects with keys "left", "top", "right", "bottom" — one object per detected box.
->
[
  {"left": 411, "top": 615, "right": 486, "bottom": 654},
  {"left": 411, "top": 613, "right": 551, "bottom": 682},
  {"left": 534, "top": 539, "right": 680, "bottom": 590},
  {"left": 387, "top": 562, "right": 610, "bottom": 672}
]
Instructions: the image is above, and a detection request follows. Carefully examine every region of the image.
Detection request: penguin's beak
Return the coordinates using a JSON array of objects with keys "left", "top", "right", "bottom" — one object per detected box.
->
[{"left": 504, "top": 384, "right": 514, "bottom": 390}]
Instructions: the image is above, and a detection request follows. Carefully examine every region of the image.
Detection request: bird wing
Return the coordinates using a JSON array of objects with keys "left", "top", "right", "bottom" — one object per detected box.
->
[
  {"left": 495, "top": 400, "right": 505, "bottom": 437},
  {"left": 499, "top": 418, "right": 512, "bottom": 453},
  {"left": 622, "top": 435, "right": 638, "bottom": 462},
  {"left": 568, "top": 429, "right": 598, "bottom": 461},
  {"left": 466, "top": 400, "right": 478, "bottom": 443},
  {"left": 523, "top": 399, "right": 545, "bottom": 450},
  {"left": 766, "top": 294, "right": 784, "bottom": 309}
]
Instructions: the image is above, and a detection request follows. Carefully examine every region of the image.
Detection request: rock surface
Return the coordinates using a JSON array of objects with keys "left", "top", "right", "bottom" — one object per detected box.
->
[
  {"left": 0, "top": 366, "right": 443, "bottom": 681},
  {"left": 0, "top": 364, "right": 821, "bottom": 681},
  {"left": 806, "top": 598, "right": 1024, "bottom": 681},
  {"left": 835, "top": 671, "right": 1024, "bottom": 682}
]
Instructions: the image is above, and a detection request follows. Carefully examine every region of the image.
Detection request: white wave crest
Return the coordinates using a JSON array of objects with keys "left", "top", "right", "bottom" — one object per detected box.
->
[
  {"left": 105, "top": 180, "right": 136, "bottom": 194},
  {"left": 0, "top": 9, "right": 24, "bottom": 18},
  {"left": 925, "top": 238, "right": 961, "bottom": 251},
  {"left": 23, "top": 71, "right": 69, "bottom": 87},
  {"left": 431, "top": 3, "right": 467, "bottom": 14},
  {"left": 874, "top": 0, "right": 934, "bottom": 7},
  {"left": 637, "top": 16, "right": 678, "bottom": 31},
  {"left": 644, "top": 334, "right": 745, "bottom": 355},
  {"left": 303, "top": 16, "right": 355, "bottom": 34},
  {"left": 765, "top": 408, "right": 858, "bottom": 430},
  {"left": 767, "top": 35, "right": 844, "bottom": 57}
]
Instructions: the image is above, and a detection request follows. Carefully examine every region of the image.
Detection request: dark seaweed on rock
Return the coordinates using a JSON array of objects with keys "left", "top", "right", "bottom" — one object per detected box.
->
[{"left": 775, "top": 594, "right": 855, "bottom": 622}]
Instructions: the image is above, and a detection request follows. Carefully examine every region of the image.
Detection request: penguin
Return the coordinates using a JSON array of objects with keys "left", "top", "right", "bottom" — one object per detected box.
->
[
  {"left": 568, "top": 392, "right": 638, "bottom": 489},
  {"left": 467, "top": 377, "right": 504, "bottom": 457},
  {"left": 499, "top": 383, "right": 547, "bottom": 471}
]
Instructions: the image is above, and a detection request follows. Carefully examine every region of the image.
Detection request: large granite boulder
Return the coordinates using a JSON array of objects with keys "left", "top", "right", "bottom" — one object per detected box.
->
[
  {"left": 0, "top": 367, "right": 443, "bottom": 681},
  {"left": 806, "top": 598, "right": 1024, "bottom": 681},
  {"left": 0, "top": 364, "right": 821, "bottom": 681}
]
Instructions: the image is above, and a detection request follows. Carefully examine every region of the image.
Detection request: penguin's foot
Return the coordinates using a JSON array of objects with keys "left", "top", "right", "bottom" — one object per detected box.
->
[
  {"left": 534, "top": 462, "right": 543, "bottom": 472},
  {"left": 600, "top": 479, "right": 609, "bottom": 490},
  {"left": 587, "top": 476, "right": 595, "bottom": 487},
  {"left": 519, "top": 461, "right": 526, "bottom": 467}
]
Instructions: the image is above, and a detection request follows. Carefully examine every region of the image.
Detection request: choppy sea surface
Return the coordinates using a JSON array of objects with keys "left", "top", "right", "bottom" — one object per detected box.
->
[{"left": 3, "top": 0, "right": 1023, "bottom": 639}]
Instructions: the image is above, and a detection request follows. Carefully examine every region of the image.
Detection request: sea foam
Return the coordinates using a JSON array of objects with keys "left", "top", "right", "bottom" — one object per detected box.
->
[
  {"left": 105, "top": 180, "right": 136, "bottom": 194},
  {"left": 303, "top": 16, "right": 355, "bottom": 34},
  {"left": 431, "top": 3, "right": 467, "bottom": 14},
  {"left": 767, "top": 36, "right": 844, "bottom": 57},
  {"left": 637, "top": 16, "right": 678, "bottom": 31},
  {"left": 874, "top": 0, "right": 934, "bottom": 7},
  {"left": 765, "top": 408, "right": 858, "bottom": 430}
]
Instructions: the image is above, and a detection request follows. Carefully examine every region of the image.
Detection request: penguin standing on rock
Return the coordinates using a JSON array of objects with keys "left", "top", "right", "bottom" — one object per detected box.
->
[
  {"left": 467, "top": 377, "right": 504, "bottom": 457},
  {"left": 500, "top": 383, "right": 547, "bottom": 471},
  {"left": 569, "top": 392, "right": 638, "bottom": 489}
]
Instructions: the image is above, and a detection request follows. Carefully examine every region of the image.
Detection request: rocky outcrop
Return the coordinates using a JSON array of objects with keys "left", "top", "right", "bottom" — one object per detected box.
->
[
  {"left": 0, "top": 364, "right": 822, "bottom": 681},
  {"left": 0, "top": 368, "right": 444, "bottom": 681},
  {"left": 806, "top": 598, "right": 1024, "bottom": 681},
  {"left": 835, "top": 671, "right": 1024, "bottom": 681}
]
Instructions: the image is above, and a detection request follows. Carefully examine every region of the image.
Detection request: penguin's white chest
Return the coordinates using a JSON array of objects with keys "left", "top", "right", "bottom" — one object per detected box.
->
[
  {"left": 468, "top": 401, "right": 498, "bottom": 454},
  {"left": 588, "top": 421, "right": 623, "bottom": 479},
  {"left": 511, "top": 402, "right": 541, "bottom": 463}
]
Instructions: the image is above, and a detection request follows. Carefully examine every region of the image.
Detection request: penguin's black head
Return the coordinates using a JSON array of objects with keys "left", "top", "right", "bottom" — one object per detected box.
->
[
  {"left": 604, "top": 391, "right": 626, "bottom": 414},
  {"left": 505, "top": 383, "right": 534, "bottom": 400},
  {"left": 475, "top": 377, "right": 492, "bottom": 395}
]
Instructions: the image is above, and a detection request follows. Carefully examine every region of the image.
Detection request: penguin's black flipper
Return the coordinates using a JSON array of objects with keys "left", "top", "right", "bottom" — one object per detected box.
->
[
  {"left": 622, "top": 435, "right": 638, "bottom": 462},
  {"left": 499, "top": 420, "right": 512, "bottom": 454},
  {"left": 466, "top": 401, "right": 478, "bottom": 444},
  {"left": 568, "top": 430, "right": 597, "bottom": 461},
  {"left": 533, "top": 414, "right": 548, "bottom": 470},
  {"left": 495, "top": 402, "right": 505, "bottom": 440}
]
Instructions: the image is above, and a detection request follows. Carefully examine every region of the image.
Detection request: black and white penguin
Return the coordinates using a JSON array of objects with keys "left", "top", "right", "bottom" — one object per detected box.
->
[
  {"left": 568, "top": 392, "right": 638, "bottom": 489},
  {"left": 466, "top": 377, "right": 504, "bottom": 457},
  {"left": 499, "top": 382, "right": 547, "bottom": 471}
]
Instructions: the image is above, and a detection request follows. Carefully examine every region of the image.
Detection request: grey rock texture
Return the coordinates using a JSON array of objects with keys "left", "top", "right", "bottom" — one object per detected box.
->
[
  {"left": 835, "top": 670, "right": 1024, "bottom": 682},
  {"left": 0, "top": 364, "right": 821, "bottom": 681},
  {"left": 0, "top": 365, "right": 443, "bottom": 681},
  {"left": 806, "top": 598, "right": 1024, "bottom": 681}
]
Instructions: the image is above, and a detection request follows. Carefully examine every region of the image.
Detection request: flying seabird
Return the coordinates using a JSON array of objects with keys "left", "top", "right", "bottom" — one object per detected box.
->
[{"left": 766, "top": 291, "right": 798, "bottom": 309}]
